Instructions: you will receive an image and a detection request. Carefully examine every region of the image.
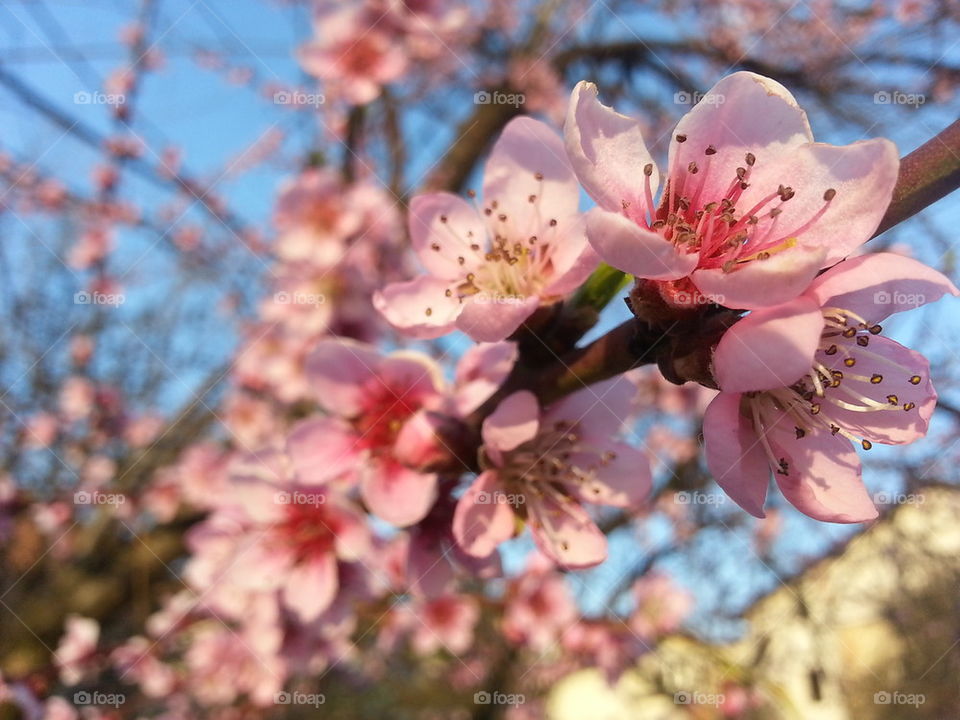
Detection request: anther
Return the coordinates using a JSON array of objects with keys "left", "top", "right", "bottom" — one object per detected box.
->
[
  {"left": 676, "top": 134, "right": 687, "bottom": 143},
  {"left": 823, "top": 188, "right": 836, "bottom": 202},
  {"left": 870, "top": 374, "right": 883, "bottom": 384},
  {"left": 861, "top": 439, "right": 872, "bottom": 450},
  {"left": 909, "top": 375, "right": 922, "bottom": 385},
  {"left": 745, "top": 152, "right": 756, "bottom": 166}
]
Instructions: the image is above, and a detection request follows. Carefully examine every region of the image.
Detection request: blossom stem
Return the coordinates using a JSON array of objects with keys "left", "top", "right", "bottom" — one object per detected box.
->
[{"left": 874, "top": 117, "right": 960, "bottom": 236}]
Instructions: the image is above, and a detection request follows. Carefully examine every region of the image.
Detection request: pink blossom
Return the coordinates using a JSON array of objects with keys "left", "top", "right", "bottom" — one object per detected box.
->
[
  {"left": 184, "top": 624, "right": 285, "bottom": 707},
  {"left": 54, "top": 615, "right": 100, "bottom": 685},
  {"left": 405, "top": 594, "right": 480, "bottom": 656},
  {"left": 453, "top": 377, "right": 650, "bottom": 568},
  {"left": 374, "top": 117, "right": 597, "bottom": 342},
  {"left": 628, "top": 572, "right": 693, "bottom": 641},
  {"left": 705, "top": 252, "right": 958, "bottom": 522},
  {"left": 297, "top": 4, "right": 408, "bottom": 105},
  {"left": 272, "top": 168, "right": 362, "bottom": 266},
  {"left": 286, "top": 339, "right": 444, "bottom": 526},
  {"left": 564, "top": 73, "right": 899, "bottom": 310},
  {"left": 502, "top": 557, "right": 577, "bottom": 651},
  {"left": 185, "top": 448, "right": 370, "bottom": 622}
]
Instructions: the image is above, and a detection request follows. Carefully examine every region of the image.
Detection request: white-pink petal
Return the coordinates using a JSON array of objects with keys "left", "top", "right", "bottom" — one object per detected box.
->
[
  {"left": 482, "top": 391, "right": 540, "bottom": 452},
  {"left": 564, "top": 81, "right": 660, "bottom": 214},
  {"left": 712, "top": 295, "right": 824, "bottom": 392},
  {"left": 585, "top": 208, "right": 697, "bottom": 280}
]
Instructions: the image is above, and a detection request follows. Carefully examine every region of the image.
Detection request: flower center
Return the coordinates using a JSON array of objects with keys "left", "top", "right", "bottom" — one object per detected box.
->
[
  {"left": 631, "top": 136, "right": 838, "bottom": 274},
  {"left": 422, "top": 173, "right": 565, "bottom": 319},
  {"left": 744, "top": 306, "right": 925, "bottom": 475},
  {"left": 354, "top": 383, "right": 420, "bottom": 450},
  {"left": 278, "top": 501, "right": 335, "bottom": 561}
]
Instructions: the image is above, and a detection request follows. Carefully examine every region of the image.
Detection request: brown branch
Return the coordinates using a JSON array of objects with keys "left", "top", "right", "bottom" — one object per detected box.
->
[{"left": 873, "top": 118, "right": 960, "bottom": 236}]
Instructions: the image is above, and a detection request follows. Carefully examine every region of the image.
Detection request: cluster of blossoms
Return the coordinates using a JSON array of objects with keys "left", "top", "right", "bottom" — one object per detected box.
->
[
  {"left": 297, "top": 0, "right": 475, "bottom": 106},
  {"left": 10, "top": 62, "right": 955, "bottom": 718},
  {"left": 561, "top": 71, "right": 957, "bottom": 521}
]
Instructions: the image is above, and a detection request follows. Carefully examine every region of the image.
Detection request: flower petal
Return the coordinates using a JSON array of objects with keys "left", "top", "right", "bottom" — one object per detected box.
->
[
  {"left": 564, "top": 81, "right": 660, "bottom": 214},
  {"left": 766, "top": 419, "right": 877, "bottom": 523},
  {"left": 452, "top": 471, "right": 516, "bottom": 558},
  {"left": 283, "top": 554, "right": 338, "bottom": 622},
  {"left": 408, "top": 193, "right": 485, "bottom": 279},
  {"left": 373, "top": 276, "right": 462, "bottom": 339},
  {"left": 808, "top": 252, "right": 960, "bottom": 323},
  {"left": 286, "top": 416, "right": 359, "bottom": 485},
  {"left": 305, "top": 338, "right": 381, "bottom": 416},
  {"left": 712, "top": 295, "right": 824, "bottom": 392},
  {"left": 813, "top": 335, "right": 935, "bottom": 445},
  {"left": 360, "top": 461, "right": 438, "bottom": 527},
  {"left": 691, "top": 244, "right": 827, "bottom": 310},
  {"left": 527, "top": 491, "right": 608, "bottom": 569},
  {"left": 454, "top": 342, "right": 519, "bottom": 416},
  {"left": 585, "top": 208, "right": 697, "bottom": 280},
  {"left": 703, "top": 392, "right": 770, "bottom": 518},
  {"left": 564, "top": 441, "right": 651, "bottom": 508},
  {"left": 482, "top": 391, "right": 540, "bottom": 452},
  {"left": 483, "top": 117, "right": 580, "bottom": 240},
  {"left": 738, "top": 139, "right": 899, "bottom": 264},
  {"left": 669, "top": 71, "right": 813, "bottom": 205},
  {"left": 543, "top": 375, "right": 637, "bottom": 441},
  {"left": 542, "top": 214, "right": 601, "bottom": 297},
  {"left": 455, "top": 294, "right": 540, "bottom": 342}
]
